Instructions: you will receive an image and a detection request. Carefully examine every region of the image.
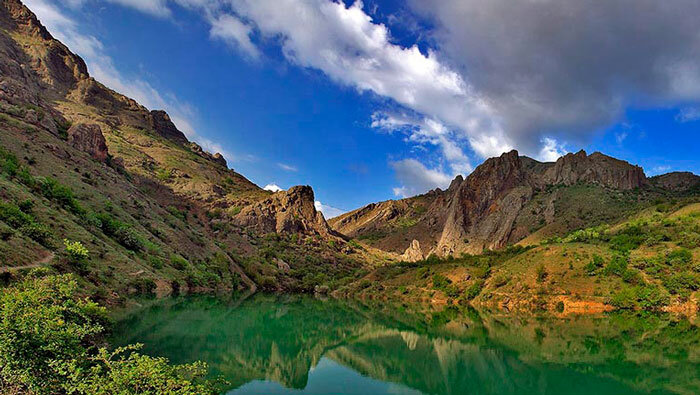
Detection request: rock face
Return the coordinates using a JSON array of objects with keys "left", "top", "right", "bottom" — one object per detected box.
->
[
  {"left": 149, "top": 110, "right": 188, "bottom": 145},
  {"left": 66, "top": 123, "right": 109, "bottom": 161},
  {"left": 331, "top": 150, "right": 662, "bottom": 257},
  {"left": 401, "top": 240, "right": 424, "bottom": 262},
  {"left": 232, "top": 186, "right": 333, "bottom": 236},
  {"left": 650, "top": 172, "right": 700, "bottom": 192}
]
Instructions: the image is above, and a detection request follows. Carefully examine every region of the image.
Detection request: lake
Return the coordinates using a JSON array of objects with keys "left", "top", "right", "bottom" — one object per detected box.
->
[{"left": 111, "top": 294, "right": 699, "bottom": 395}]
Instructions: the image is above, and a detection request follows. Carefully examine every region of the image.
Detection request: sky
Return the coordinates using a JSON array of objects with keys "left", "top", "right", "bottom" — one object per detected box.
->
[{"left": 23, "top": 0, "right": 700, "bottom": 218}]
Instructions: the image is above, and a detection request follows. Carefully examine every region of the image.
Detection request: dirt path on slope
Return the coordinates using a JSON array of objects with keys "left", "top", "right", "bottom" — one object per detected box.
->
[{"left": 0, "top": 251, "right": 55, "bottom": 273}]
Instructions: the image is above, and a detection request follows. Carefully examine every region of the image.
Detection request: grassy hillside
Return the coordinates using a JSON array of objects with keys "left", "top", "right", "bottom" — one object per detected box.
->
[{"left": 340, "top": 199, "right": 700, "bottom": 314}]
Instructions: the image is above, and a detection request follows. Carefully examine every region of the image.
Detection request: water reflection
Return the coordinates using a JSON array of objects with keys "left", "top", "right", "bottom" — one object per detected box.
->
[{"left": 111, "top": 294, "right": 700, "bottom": 395}]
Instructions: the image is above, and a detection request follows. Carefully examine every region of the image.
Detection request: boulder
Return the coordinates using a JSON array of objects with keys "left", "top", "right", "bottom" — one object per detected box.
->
[
  {"left": 66, "top": 123, "right": 109, "bottom": 161},
  {"left": 401, "top": 240, "right": 424, "bottom": 262}
]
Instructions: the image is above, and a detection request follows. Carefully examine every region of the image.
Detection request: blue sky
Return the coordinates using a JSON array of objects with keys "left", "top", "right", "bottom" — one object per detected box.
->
[{"left": 25, "top": 0, "right": 700, "bottom": 217}]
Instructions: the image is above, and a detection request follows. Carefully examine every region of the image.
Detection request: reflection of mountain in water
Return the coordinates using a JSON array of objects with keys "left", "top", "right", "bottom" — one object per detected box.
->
[{"left": 111, "top": 295, "right": 700, "bottom": 395}]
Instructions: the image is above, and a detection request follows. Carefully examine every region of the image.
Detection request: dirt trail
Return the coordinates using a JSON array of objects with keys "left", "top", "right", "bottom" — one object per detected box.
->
[{"left": 0, "top": 251, "right": 55, "bottom": 273}]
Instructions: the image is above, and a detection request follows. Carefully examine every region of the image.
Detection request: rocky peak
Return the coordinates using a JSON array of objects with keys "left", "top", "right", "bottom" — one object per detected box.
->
[
  {"left": 540, "top": 150, "right": 647, "bottom": 190},
  {"left": 149, "top": 110, "right": 188, "bottom": 145},
  {"left": 1, "top": 0, "right": 89, "bottom": 94},
  {"left": 232, "top": 185, "right": 333, "bottom": 236},
  {"left": 66, "top": 123, "right": 109, "bottom": 162}
]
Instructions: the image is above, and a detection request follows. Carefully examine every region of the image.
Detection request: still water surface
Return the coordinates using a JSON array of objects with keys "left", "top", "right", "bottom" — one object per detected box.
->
[{"left": 111, "top": 294, "right": 699, "bottom": 394}]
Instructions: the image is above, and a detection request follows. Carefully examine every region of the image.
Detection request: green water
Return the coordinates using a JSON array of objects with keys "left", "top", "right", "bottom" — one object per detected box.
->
[{"left": 111, "top": 294, "right": 700, "bottom": 394}]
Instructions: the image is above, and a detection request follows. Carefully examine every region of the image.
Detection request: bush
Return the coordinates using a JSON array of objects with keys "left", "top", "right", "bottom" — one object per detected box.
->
[
  {"left": 113, "top": 226, "right": 144, "bottom": 252},
  {"left": 64, "top": 239, "right": 89, "bottom": 263},
  {"left": 610, "top": 286, "right": 637, "bottom": 309},
  {"left": 170, "top": 254, "right": 189, "bottom": 270},
  {"left": 0, "top": 274, "right": 107, "bottom": 393},
  {"left": 38, "top": 177, "right": 84, "bottom": 215},
  {"left": 667, "top": 248, "right": 693, "bottom": 268},
  {"left": 536, "top": 264, "right": 547, "bottom": 282},
  {"left": 20, "top": 223, "right": 52, "bottom": 247},
  {"left": 0, "top": 202, "right": 33, "bottom": 228},
  {"left": 584, "top": 254, "right": 605, "bottom": 275},
  {"left": 432, "top": 273, "right": 451, "bottom": 290},
  {"left": 463, "top": 280, "right": 484, "bottom": 301},
  {"left": 0, "top": 274, "right": 216, "bottom": 394}
]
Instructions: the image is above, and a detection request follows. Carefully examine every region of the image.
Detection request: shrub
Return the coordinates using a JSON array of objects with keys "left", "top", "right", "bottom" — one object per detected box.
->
[
  {"left": 113, "top": 226, "right": 144, "bottom": 252},
  {"left": 432, "top": 273, "right": 451, "bottom": 290},
  {"left": 667, "top": 248, "right": 693, "bottom": 268},
  {"left": 0, "top": 202, "right": 33, "bottom": 228},
  {"left": 38, "top": 177, "right": 84, "bottom": 215},
  {"left": 20, "top": 223, "right": 52, "bottom": 247},
  {"left": 536, "top": 264, "right": 547, "bottom": 282},
  {"left": 663, "top": 272, "right": 700, "bottom": 297},
  {"left": 0, "top": 274, "right": 107, "bottom": 393},
  {"left": 0, "top": 274, "right": 215, "bottom": 394},
  {"left": 170, "top": 254, "right": 189, "bottom": 270},
  {"left": 610, "top": 286, "right": 637, "bottom": 309},
  {"left": 463, "top": 280, "right": 484, "bottom": 301},
  {"left": 64, "top": 239, "right": 89, "bottom": 263},
  {"left": 584, "top": 254, "right": 605, "bottom": 275}
]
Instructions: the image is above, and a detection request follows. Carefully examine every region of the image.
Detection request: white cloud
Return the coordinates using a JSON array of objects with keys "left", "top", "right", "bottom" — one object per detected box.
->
[
  {"left": 263, "top": 183, "right": 283, "bottom": 192},
  {"left": 676, "top": 107, "right": 700, "bottom": 123},
  {"left": 314, "top": 201, "right": 345, "bottom": 219},
  {"left": 389, "top": 159, "right": 452, "bottom": 198},
  {"left": 107, "top": 0, "right": 171, "bottom": 18},
  {"left": 25, "top": 0, "right": 235, "bottom": 164},
  {"left": 538, "top": 138, "right": 567, "bottom": 162},
  {"left": 209, "top": 13, "right": 260, "bottom": 59},
  {"left": 648, "top": 165, "right": 671, "bottom": 176},
  {"left": 277, "top": 163, "right": 298, "bottom": 172},
  {"left": 615, "top": 131, "right": 628, "bottom": 145}
]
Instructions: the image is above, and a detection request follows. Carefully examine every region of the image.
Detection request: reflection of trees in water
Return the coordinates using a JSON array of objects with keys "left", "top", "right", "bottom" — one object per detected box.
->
[{"left": 111, "top": 295, "right": 699, "bottom": 394}]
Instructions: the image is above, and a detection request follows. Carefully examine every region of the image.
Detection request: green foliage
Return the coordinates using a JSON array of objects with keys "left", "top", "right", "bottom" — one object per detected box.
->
[
  {"left": 95, "top": 213, "right": 144, "bottom": 251},
  {"left": 58, "top": 345, "right": 215, "bottom": 395},
  {"left": 38, "top": 177, "right": 85, "bottom": 215},
  {"left": 536, "top": 264, "right": 547, "bottom": 283},
  {"left": 662, "top": 272, "right": 700, "bottom": 297},
  {"left": 0, "top": 145, "right": 19, "bottom": 177},
  {"left": 0, "top": 274, "right": 216, "bottom": 394},
  {"left": 610, "top": 284, "right": 670, "bottom": 309},
  {"left": 170, "top": 254, "right": 190, "bottom": 270},
  {"left": 584, "top": 254, "right": 605, "bottom": 275},
  {"left": 156, "top": 167, "right": 173, "bottom": 182},
  {"left": 167, "top": 206, "right": 187, "bottom": 221},
  {"left": 432, "top": 273, "right": 451, "bottom": 290},
  {"left": 0, "top": 202, "right": 33, "bottom": 228},
  {"left": 0, "top": 273, "right": 107, "bottom": 393},
  {"left": 64, "top": 239, "right": 89, "bottom": 263},
  {"left": 666, "top": 248, "right": 693, "bottom": 268},
  {"left": 463, "top": 280, "right": 484, "bottom": 301}
]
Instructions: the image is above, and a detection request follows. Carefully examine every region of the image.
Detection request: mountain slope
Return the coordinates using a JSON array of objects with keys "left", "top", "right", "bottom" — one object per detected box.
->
[
  {"left": 0, "top": 0, "right": 364, "bottom": 299},
  {"left": 331, "top": 150, "right": 698, "bottom": 259}
]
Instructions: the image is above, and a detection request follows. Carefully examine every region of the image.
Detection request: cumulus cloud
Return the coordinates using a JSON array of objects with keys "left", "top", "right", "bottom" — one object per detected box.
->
[
  {"left": 263, "top": 183, "right": 283, "bottom": 192},
  {"left": 411, "top": 0, "right": 700, "bottom": 153},
  {"left": 25, "top": 0, "right": 235, "bottom": 163},
  {"left": 390, "top": 159, "right": 452, "bottom": 198},
  {"left": 314, "top": 201, "right": 345, "bottom": 219},
  {"left": 209, "top": 13, "right": 260, "bottom": 59}
]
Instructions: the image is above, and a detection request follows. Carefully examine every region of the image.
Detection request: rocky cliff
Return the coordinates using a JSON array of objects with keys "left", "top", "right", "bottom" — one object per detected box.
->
[{"left": 331, "top": 149, "right": 682, "bottom": 258}]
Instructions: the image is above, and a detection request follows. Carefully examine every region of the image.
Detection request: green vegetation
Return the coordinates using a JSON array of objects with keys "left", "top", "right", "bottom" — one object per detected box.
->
[{"left": 0, "top": 272, "right": 217, "bottom": 394}]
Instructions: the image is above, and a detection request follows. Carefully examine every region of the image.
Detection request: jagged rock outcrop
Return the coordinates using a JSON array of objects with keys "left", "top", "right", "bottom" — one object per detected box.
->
[
  {"left": 401, "top": 240, "right": 424, "bottom": 262},
  {"left": 540, "top": 150, "right": 647, "bottom": 190},
  {"left": 232, "top": 186, "right": 333, "bottom": 236},
  {"left": 150, "top": 110, "right": 188, "bottom": 145},
  {"left": 66, "top": 123, "right": 109, "bottom": 161},
  {"left": 331, "top": 149, "right": 675, "bottom": 257}
]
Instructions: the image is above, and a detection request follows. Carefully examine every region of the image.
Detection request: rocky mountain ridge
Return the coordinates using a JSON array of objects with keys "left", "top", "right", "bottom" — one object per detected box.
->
[{"left": 331, "top": 149, "right": 696, "bottom": 259}]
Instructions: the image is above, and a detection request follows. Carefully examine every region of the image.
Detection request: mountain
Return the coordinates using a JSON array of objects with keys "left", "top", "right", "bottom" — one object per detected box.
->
[
  {"left": 330, "top": 149, "right": 698, "bottom": 259},
  {"left": 0, "top": 0, "right": 362, "bottom": 299}
]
